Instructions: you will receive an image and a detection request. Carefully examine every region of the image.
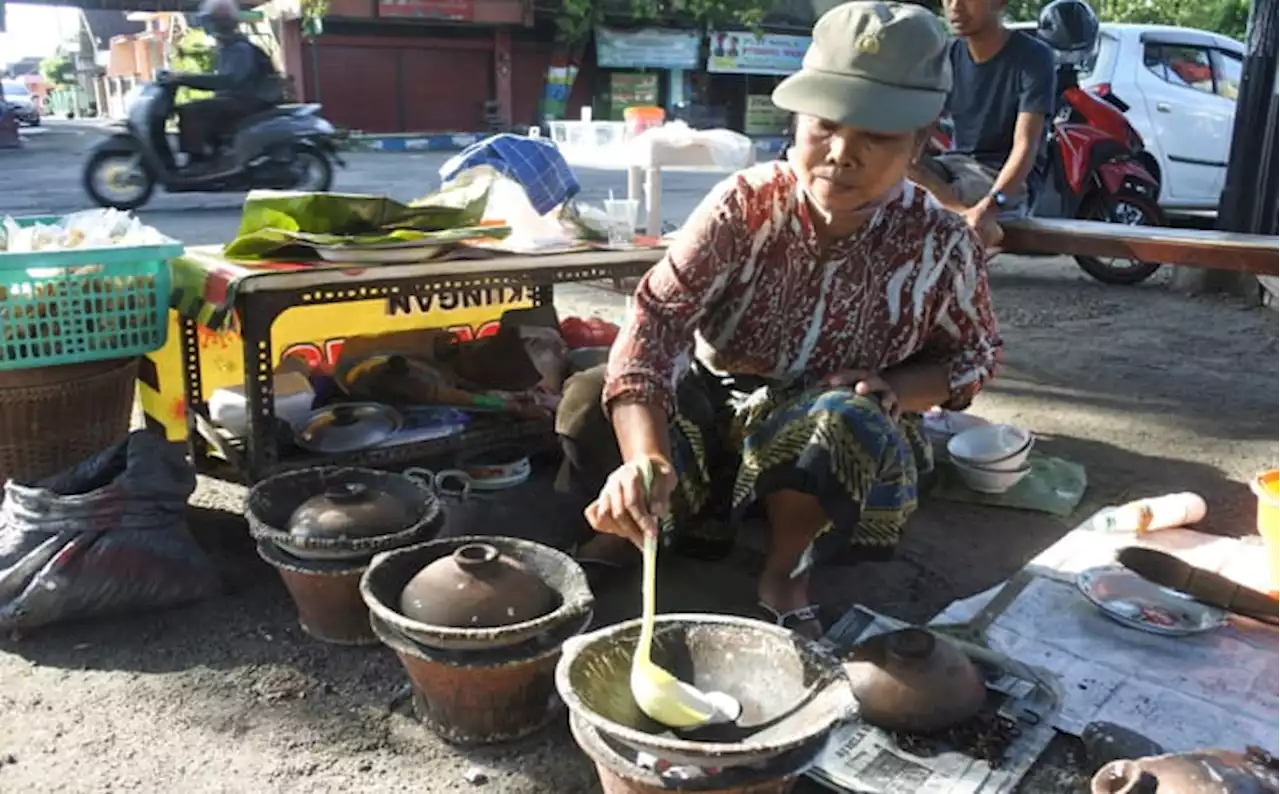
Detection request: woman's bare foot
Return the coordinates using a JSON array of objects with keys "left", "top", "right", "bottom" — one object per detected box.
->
[{"left": 758, "top": 571, "right": 824, "bottom": 640}]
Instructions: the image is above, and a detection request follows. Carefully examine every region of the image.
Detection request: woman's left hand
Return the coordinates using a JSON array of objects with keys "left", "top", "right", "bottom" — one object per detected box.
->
[{"left": 820, "top": 370, "right": 901, "bottom": 422}]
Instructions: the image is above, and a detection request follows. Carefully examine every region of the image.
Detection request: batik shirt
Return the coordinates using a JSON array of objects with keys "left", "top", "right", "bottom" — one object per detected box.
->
[{"left": 603, "top": 161, "right": 1003, "bottom": 415}]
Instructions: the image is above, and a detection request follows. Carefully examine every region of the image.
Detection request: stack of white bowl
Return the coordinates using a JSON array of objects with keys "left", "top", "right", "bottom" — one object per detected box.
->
[{"left": 946, "top": 424, "right": 1035, "bottom": 494}]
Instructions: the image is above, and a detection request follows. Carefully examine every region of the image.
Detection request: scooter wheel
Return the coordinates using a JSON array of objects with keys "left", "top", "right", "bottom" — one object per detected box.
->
[
  {"left": 1074, "top": 190, "right": 1166, "bottom": 286},
  {"left": 83, "top": 149, "right": 155, "bottom": 210}
]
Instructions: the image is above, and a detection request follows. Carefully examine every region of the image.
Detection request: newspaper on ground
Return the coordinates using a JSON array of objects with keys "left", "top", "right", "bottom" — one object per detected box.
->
[
  {"left": 807, "top": 606, "right": 1062, "bottom": 794},
  {"left": 931, "top": 512, "right": 1280, "bottom": 756}
]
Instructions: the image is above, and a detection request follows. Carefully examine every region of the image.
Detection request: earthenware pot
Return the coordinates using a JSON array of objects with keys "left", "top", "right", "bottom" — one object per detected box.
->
[
  {"left": 288, "top": 481, "right": 416, "bottom": 542},
  {"left": 399, "top": 541, "right": 558, "bottom": 629},
  {"left": 842, "top": 628, "right": 987, "bottom": 733},
  {"left": 1091, "top": 748, "right": 1279, "bottom": 794}
]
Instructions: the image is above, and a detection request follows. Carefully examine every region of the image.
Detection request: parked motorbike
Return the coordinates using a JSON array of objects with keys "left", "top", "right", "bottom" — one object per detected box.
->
[
  {"left": 930, "top": 63, "right": 1167, "bottom": 285},
  {"left": 1037, "top": 62, "right": 1167, "bottom": 285},
  {"left": 82, "top": 77, "right": 344, "bottom": 211}
]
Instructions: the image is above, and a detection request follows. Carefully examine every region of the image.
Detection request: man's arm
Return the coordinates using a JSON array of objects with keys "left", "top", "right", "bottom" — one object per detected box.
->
[
  {"left": 987, "top": 41, "right": 1057, "bottom": 202},
  {"left": 178, "top": 43, "right": 256, "bottom": 92}
]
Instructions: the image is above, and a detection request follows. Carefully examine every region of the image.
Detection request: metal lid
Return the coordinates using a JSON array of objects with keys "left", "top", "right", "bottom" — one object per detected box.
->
[{"left": 295, "top": 402, "right": 402, "bottom": 454}]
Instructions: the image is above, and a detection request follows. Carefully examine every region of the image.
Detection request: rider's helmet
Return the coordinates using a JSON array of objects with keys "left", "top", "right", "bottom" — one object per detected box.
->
[{"left": 1037, "top": 0, "right": 1100, "bottom": 53}]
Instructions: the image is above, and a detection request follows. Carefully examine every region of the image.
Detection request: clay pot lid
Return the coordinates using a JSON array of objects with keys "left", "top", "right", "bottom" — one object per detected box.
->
[
  {"left": 843, "top": 628, "right": 987, "bottom": 734},
  {"left": 399, "top": 541, "right": 559, "bottom": 629},
  {"left": 287, "top": 480, "right": 416, "bottom": 541}
]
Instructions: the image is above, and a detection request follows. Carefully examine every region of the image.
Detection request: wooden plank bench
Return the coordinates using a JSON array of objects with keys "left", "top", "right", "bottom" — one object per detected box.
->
[{"left": 1000, "top": 218, "right": 1279, "bottom": 276}]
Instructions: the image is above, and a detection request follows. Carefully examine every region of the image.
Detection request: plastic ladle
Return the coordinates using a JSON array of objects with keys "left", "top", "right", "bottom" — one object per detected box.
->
[{"left": 628, "top": 459, "right": 741, "bottom": 730}]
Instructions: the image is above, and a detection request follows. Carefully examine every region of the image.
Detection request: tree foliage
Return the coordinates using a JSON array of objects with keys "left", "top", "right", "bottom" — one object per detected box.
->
[
  {"left": 39, "top": 53, "right": 76, "bottom": 88},
  {"left": 1003, "top": 0, "right": 1251, "bottom": 41},
  {"left": 554, "top": 0, "right": 775, "bottom": 44}
]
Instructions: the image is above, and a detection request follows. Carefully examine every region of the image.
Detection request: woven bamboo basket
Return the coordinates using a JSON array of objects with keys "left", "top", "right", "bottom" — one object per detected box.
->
[{"left": 0, "top": 357, "right": 139, "bottom": 486}]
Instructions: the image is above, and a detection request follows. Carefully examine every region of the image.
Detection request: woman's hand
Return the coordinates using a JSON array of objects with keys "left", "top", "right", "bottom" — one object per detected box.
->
[
  {"left": 584, "top": 456, "right": 678, "bottom": 547},
  {"left": 820, "top": 370, "right": 902, "bottom": 422}
]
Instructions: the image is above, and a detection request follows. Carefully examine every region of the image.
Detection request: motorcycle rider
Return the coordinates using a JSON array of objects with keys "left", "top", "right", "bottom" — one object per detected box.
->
[
  {"left": 909, "top": 0, "right": 1058, "bottom": 246},
  {"left": 161, "top": 0, "right": 282, "bottom": 173}
]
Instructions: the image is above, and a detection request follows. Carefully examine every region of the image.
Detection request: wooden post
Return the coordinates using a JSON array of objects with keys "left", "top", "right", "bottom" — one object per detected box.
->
[{"left": 1172, "top": 0, "right": 1279, "bottom": 298}]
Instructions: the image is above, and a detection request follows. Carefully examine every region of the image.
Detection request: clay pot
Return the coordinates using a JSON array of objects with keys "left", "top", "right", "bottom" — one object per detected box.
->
[
  {"left": 361, "top": 536, "right": 593, "bottom": 652},
  {"left": 288, "top": 482, "right": 416, "bottom": 542},
  {"left": 371, "top": 610, "right": 592, "bottom": 746},
  {"left": 569, "top": 712, "right": 825, "bottom": 794},
  {"left": 400, "top": 541, "right": 557, "bottom": 629},
  {"left": 257, "top": 540, "right": 378, "bottom": 645},
  {"left": 246, "top": 466, "right": 442, "bottom": 562},
  {"left": 1091, "top": 748, "right": 1280, "bottom": 794},
  {"left": 843, "top": 628, "right": 987, "bottom": 733}
]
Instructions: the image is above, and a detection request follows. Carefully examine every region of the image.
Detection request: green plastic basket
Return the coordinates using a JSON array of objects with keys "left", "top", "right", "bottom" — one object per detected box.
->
[{"left": 0, "top": 215, "right": 182, "bottom": 370}]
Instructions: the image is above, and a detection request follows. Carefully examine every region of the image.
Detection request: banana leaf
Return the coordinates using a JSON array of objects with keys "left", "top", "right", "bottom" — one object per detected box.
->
[
  {"left": 223, "top": 224, "right": 509, "bottom": 260},
  {"left": 227, "top": 172, "right": 497, "bottom": 260},
  {"left": 233, "top": 175, "right": 493, "bottom": 238}
]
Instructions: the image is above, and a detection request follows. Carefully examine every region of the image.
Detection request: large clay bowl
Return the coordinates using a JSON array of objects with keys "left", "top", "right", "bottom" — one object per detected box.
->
[
  {"left": 556, "top": 614, "right": 856, "bottom": 769},
  {"left": 247, "top": 466, "right": 442, "bottom": 561},
  {"left": 360, "top": 535, "right": 593, "bottom": 652}
]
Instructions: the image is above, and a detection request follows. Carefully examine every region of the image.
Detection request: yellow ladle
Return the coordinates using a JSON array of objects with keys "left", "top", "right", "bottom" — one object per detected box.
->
[{"left": 629, "top": 459, "right": 741, "bottom": 729}]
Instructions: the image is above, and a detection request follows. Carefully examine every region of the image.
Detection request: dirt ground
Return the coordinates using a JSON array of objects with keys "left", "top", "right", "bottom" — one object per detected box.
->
[{"left": 1, "top": 224, "right": 1276, "bottom": 788}]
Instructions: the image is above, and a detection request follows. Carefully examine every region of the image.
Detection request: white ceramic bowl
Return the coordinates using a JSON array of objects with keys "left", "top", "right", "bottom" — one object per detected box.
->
[
  {"left": 947, "top": 424, "right": 1034, "bottom": 468},
  {"left": 922, "top": 409, "right": 991, "bottom": 443},
  {"left": 952, "top": 458, "right": 1032, "bottom": 494}
]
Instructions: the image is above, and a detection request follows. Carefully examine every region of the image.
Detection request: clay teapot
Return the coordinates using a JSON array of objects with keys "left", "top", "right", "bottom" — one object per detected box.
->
[
  {"left": 287, "top": 481, "right": 416, "bottom": 542},
  {"left": 843, "top": 628, "right": 987, "bottom": 733},
  {"left": 1091, "top": 747, "right": 1279, "bottom": 794},
  {"left": 399, "top": 541, "right": 559, "bottom": 628}
]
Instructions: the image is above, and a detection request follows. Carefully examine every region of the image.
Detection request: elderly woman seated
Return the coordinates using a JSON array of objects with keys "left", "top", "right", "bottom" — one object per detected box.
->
[{"left": 555, "top": 0, "right": 1002, "bottom": 639}]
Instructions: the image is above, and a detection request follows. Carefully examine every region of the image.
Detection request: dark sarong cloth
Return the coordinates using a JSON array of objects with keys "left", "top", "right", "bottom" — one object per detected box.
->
[{"left": 555, "top": 362, "right": 931, "bottom": 565}]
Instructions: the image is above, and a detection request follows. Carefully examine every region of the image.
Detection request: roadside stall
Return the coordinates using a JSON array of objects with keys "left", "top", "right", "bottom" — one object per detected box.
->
[{"left": 157, "top": 245, "right": 663, "bottom": 483}]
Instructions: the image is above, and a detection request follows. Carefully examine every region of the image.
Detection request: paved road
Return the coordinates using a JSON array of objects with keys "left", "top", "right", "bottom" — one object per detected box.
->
[{"left": 0, "top": 121, "right": 722, "bottom": 244}]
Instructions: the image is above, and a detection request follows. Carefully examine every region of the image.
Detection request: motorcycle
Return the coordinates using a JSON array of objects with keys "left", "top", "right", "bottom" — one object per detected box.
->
[
  {"left": 930, "top": 62, "right": 1167, "bottom": 285},
  {"left": 82, "top": 77, "right": 344, "bottom": 211}
]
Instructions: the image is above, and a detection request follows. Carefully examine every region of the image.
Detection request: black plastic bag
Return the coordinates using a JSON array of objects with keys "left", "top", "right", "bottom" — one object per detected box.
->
[{"left": 0, "top": 430, "right": 221, "bottom": 632}]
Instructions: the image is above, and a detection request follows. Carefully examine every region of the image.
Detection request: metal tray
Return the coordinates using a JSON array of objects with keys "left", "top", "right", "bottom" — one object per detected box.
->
[{"left": 1076, "top": 565, "right": 1228, "bottom": 636}]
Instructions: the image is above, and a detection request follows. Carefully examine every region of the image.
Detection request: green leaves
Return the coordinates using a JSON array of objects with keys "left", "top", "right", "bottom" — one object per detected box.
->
[
  {"left": 554, "top": 0, "right": 775, "bottom": 45},
  {"left": 1003, "top": 0, "right": 1249, "bottom": 40}
]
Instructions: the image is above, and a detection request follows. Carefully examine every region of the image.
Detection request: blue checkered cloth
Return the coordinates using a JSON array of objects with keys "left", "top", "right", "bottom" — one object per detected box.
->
[{"left": 439, "top": 134, "right": 580, "bottom": 216}]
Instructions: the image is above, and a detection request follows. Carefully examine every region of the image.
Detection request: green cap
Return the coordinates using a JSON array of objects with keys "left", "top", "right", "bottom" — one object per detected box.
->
[{"left": 772, "top": 1, "right": 952, "bottom": 134}]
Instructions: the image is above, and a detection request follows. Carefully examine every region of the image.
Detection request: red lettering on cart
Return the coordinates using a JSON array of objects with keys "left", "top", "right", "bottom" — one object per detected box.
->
[
  {"left": 385, "top": 286, "right": 533, "bottom": 316},
  {"left": 324, "top": 338, "right": 346, "bottom": 366},
  {"left": 281, "top": 338, "right": 348, "bottom": 370},
  {"left": 445, "top": 321, "right": 502, "bottom": 344},
  {"left": 281, "top": 342, "right": 324, "bottom": 370}
]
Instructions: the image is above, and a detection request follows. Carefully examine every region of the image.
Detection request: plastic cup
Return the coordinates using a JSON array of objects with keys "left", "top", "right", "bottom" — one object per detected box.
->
[
  {"left": 603, "top": 198, "right": 640, "bottom": 247},
  {"left": 1251, "top": 468, "right": 1279, "bottom": 594}
]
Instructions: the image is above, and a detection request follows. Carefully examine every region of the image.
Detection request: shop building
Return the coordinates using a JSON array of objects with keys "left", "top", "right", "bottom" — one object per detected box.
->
[
  {"left": 278, "top": 0, "right": 588, "bottom": 134},
  {"left": 587, "top": 26, "right": 701, "bottom": 120},
  {"left": 701, "top": 29, "right": 809, "bottom": 136}
]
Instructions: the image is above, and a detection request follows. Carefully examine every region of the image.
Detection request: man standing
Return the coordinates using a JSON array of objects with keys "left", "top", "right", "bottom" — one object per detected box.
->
[{"left": 910, "top": 0, "right": 1057, "bottom": 245}]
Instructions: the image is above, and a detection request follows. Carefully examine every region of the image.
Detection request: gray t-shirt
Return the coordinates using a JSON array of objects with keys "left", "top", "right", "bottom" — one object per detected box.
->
[{"left": 945, "top": 31, "right": 1057, "bottom": 199}]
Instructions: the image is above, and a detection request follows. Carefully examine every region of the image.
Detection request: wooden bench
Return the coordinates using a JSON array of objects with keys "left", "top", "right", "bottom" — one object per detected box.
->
[{"left": 1000, "top": 218, "right": 1279, "bottom": 276}]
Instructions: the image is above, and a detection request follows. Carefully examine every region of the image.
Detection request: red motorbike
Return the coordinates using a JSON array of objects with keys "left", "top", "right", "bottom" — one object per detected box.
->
[{"left": 931, "top": 64, "right": 1168, "bottom": 285}]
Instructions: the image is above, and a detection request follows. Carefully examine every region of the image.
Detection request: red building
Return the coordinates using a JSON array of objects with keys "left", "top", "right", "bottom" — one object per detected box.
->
[{"left": 279, "top": 0, "right": 594, "bottom": 134}]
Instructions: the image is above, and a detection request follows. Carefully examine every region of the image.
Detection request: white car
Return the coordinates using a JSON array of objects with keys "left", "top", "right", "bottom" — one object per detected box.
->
[
  {"left": 1010, "top": 22, "right": 1243, "bottom": 212},
  {"left": 1082, "top": 23, "right": 1243, "bottom": 212}
]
